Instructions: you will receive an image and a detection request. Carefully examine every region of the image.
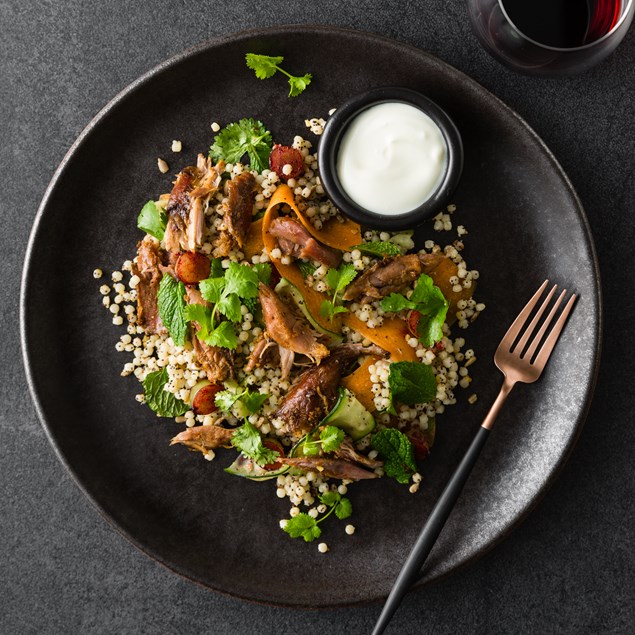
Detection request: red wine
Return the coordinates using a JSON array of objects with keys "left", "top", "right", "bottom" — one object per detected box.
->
[{"left": 501, "top": 0, "right": 622, "bottom": 48}]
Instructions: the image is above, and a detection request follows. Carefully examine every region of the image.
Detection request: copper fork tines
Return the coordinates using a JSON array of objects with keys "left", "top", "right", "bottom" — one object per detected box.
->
[{"left": 482, "top": 280, "right": 577, "bottom": 430}]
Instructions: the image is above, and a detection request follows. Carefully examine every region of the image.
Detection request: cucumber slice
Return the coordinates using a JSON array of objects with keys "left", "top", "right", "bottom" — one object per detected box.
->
[
  {"left": 225, "top": 453, "right": 289, "bottom": 480},
  {"left": 321, "top": 387, "right": 376, "bottom": 440},
  {"left": 275, "top": 278, "right": 343, "bottom": 345}
]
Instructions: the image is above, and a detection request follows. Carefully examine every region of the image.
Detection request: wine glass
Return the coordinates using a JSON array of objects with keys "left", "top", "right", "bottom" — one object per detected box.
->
[{"left": 466, "top": 0, "right": 634, "bottom": 76}]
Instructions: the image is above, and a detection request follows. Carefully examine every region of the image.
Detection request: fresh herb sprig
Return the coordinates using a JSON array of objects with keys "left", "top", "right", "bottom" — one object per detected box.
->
[
  {"left": 352, "top": 241, "right": 402, "bottom": 258},
  {"left": 320, "top": 263, "right": 357, "bottom": 322},
  {"left": 209, "top": 118, "right": 273, "bottom": 172},
  {"left": 380, "top": 273, "right": 449, "bottom": 346},
  {"left": 231, "top": 421, "right": 278, "bottom": 467},
  {"left": 387, "top": 361, "right": 437, "bottom": 414},
  {"left": 245, "top": 53, "right": 312, "bottom": 97},
  {"left": 215, "top": 385, "right": 269, "bottom": 417},
  {"left": 157, "top": 274, "right": 188, "bottom": 346},
  {"left": 371, "top": 428, "right": 417, "bottom": 484},
  {"left": 300, "top": 426, "right": 345, "bottom": 456},
  {"left": 137, "top": 200, "right": 167, "bottom": 240},
  {"left": 184, "top": 263, "right": 271, "bottom": 349},
  {"left": 282, "top": 490, "right": 352, "bottom": 542},
  {"left": 142, "top": 368, "right": 188, "bottom": 418}
]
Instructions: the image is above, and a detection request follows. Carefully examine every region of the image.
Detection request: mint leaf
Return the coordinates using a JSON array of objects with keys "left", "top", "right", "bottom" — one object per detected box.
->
[
  {"left": 157, "top": 274, "right": 187, "bottom": 346},
  {"left": 209, "top": 119, "right": 273, "bottom": 172},
  {"left": 320, "top": 425, "right": 345, "bottom": 453},
  {"left": 137, "top": 200, "right": 166, "bottom": 240},
  {"left": 371, "top": 428, "right": 416, "bottom": 484},
  {"left": 283, "top": 513, "right": 322, "bottom": 542},
  {"left": 388, "top": 361, "right": 437, "bottom": 408},
  {"left": 352, "top": 241, "right": 402, "bottom": 258},
  {"left": 335, "top": 497, "right": 352, "bottom": 520},
  {"left": 142, "top": 368, "right": 188, "bottom": 418},
  {"left": 231, "top": 421, "right": 278, "bottom": 467}
]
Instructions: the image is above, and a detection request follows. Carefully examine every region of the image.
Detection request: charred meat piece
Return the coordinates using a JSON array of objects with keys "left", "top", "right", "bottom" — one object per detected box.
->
[
  {"left": 333, "top": 438, "right": 383, "bottom": 469},
  {"left": 185, "top": 287, "right": 234, "bottom": 383},
  {"left": 274, "top": 344, "right": 385, "bottom": 439},
  {"left": 244, "top": 333, "right": 280, "bottom": 372},
  {"left": 170, "top": 425, "right": 234, "bottom": 454},
  {"left": 164, "top": 155, "right": 222, "bottom": 253},
  {"left": 342, "top": 253, "right": 444, "bottom": 304},
  {"left": 259, "top": 283, "right": 329, "bottom": 365},
  {"left": 279, "top": 457, "right": 377, "bottom": 481},
  {"left": 216, "top": 172, "right": 256, "bottom": 256},
  {"left": 131, "top": 236, "right": 167, "bottom": 335},
  {"left": 269, "top": 217, "right": 341, "bottom": 268}
]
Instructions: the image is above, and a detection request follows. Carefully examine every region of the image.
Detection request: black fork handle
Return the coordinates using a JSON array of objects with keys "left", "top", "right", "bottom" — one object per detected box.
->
[{"left": 371, "top": 425, "right": 491, "bottom": 635}]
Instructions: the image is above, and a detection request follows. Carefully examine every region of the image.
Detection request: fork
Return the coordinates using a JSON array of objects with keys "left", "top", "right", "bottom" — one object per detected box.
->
[{"left": 371, "top": 280, "right": 577, "bottom": 635}]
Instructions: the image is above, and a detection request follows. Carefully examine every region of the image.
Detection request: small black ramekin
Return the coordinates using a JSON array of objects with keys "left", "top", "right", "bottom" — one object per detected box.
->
[{"left": 317, "top": 87, "right": 463, "bottom": 231}]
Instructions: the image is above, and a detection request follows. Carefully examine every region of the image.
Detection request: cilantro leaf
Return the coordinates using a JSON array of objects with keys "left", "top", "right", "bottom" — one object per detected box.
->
[
  {"left": 287, "top": 73, "right": 312, "bottom": 97},
  {"left": 224, "top": 262, "right": 260, "bottom": 299},
  {"left": 245, "top": 53, "right": 312, "bottom": 98},
  {"left": 240, "top": 391, "right": 269, "bottom": 415},
  {"left": 325, "top": 263, "right": 357, "bottom": 293},
  {"left": 231, "top": 421, "right": 278, "bottom": 467},
  {"left": 142, "top": 368, "right": 188, "bottom": 418},
  {"left": 137, "top": 200, "right": 167, "bottom": 240},
  {"left": 388, "top": 361, "right": 437, "bottom": 408},
  {"left": 319, "top": 491, "right": 340, "bottom": 507},
  {"left": 283, "top": 513, "right": 322, "bottom": 542},
  {"left": 335, "top": 497, "right": 352, "bottom": 520},
  {"left": 214, "top": 389, "right": 239, "bottom": 413},
  {"left": 157, "top": 274, "right": 188, "bottom": 346},
  {"left": 409, "top": 275, "right": 449, "bottom": 347},
  {"left": 216, "top": 292, "right": 242, "bottom": 323},
  {"left": 201, "top": 320, "right": 239, "bottom": 349},
  {"left": 252, "top": 263, "right": 272, "bottom": 285},
  {"left": 320, "top": 263, "right": 356, "bottom": 322},
  {"left": 380, "top": 273, "right": 448, "bottom": 347},
  {"left": 245, "top": 53, "right": 283, "bottom": 79},
  {"left": 320, "top": 425, "right": 345, "bottom": 453},
  {"left": 352, "top": 241, "right": 402, "bottom": 258},
  {"left": 209, "top": 118, "right": 273, "bottom": 172},
  {"left": 320, "top": 300, "right": 348, "bottom": 321},
  {"left": 371, "top": 428, "right": 417, "bottom": 484},
  {"left": 297, "top": 261, "right": 317, "bottom": 278},
  {"left": 199, "top": 277, "right": 226, "bottom": 305}
]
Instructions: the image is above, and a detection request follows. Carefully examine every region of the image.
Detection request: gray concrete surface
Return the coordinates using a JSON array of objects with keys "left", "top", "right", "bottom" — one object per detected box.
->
[{"left": 2, "top": 1, "right": 634, "bottom": 633}]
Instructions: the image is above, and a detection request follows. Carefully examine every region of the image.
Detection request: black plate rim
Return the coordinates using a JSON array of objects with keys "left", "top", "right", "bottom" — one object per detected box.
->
[{"left": 20, "top": 23, "right": 603, "bottom": 608}]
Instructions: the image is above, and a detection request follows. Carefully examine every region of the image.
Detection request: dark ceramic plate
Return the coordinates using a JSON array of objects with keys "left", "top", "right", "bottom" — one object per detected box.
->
[{"left": 21, "top": 25, "right": 601, "bottom": 608}]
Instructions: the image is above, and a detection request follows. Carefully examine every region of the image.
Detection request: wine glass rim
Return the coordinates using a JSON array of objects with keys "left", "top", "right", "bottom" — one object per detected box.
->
[{"left": 497, "top": 0, "right": 633, "bottom": 52}]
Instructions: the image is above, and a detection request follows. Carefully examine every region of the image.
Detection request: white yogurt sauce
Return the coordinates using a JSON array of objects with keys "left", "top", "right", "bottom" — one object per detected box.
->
[{"left": 336, "top": 102, "right": 448, "bottom": 215}]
